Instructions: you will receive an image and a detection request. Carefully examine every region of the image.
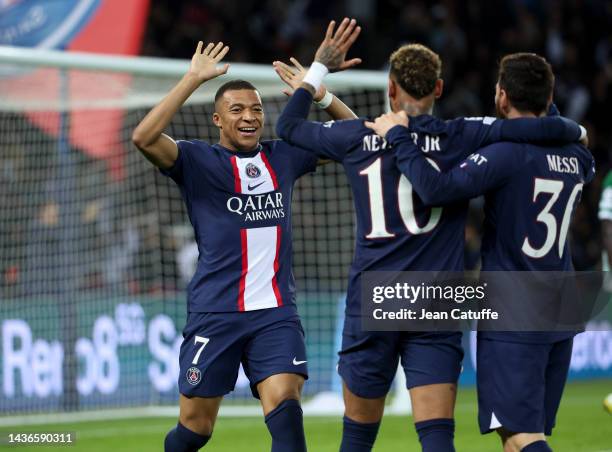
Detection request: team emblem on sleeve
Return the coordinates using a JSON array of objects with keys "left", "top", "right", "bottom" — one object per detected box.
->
[
  {"left": 246, "top": 163, "right": 262, "bottom": 178},
  {"left": 186, "top": 367, "right": 202, "bottom": 385}
]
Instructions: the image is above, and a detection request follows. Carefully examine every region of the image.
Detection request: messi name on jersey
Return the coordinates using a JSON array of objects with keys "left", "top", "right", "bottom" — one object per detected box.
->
[
  {"left": 546, "top": 154, "right": 580, "bottom": 175},
  {"left": 226, "top": 192, "right": 285, "bottom": 222}
]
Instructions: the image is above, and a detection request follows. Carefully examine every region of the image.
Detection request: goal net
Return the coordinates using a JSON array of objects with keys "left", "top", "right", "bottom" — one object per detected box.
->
[{"left": 0, "top": 46, "right": 410, "bottom": 420}]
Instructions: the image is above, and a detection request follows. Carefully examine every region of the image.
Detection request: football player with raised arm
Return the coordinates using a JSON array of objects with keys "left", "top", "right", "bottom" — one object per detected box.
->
[
  {"left": 367, "top": 53, "right": 595, "bottom": 452},
  {"left": 132, "top": 41, "right": 358, "bottom": 452},
  {"left": 275, "top": 19, "right": 585, "bottom": 452}
]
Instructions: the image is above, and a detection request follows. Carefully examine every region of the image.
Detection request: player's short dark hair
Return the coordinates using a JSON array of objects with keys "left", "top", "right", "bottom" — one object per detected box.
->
[
  {"left": 214, "top": 80, "right": 258, "bottom": 104},
  {"left": 498, "top": 53, "right": 554, "bottom": 115},
  {"left": 389, "top": 44, "right": 441, "bottom": 99}
]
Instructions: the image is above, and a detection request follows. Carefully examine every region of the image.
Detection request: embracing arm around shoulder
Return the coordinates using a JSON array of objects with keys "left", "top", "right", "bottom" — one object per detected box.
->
[{"left": 365, "top": 111, "right": 526, "bottom": 205}]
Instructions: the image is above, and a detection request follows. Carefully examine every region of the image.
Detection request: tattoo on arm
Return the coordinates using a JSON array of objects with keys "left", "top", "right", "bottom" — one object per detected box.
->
[{"left": 317, "top": 46, "right": 343, "bottom": 70}]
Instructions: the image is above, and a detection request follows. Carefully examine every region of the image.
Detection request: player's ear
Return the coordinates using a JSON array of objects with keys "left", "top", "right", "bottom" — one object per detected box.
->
[
  {"left": 388, "top": 78, "right": 396, "bottom": 100},
  {"left": 213, "top": 112, "right": 222, "bottom": 129},
  {"left": 499, "top": 88, "right": 509, "bottom": 112},
  {"left": 496, "top": 84, "right": 506, "bottom": 110},
  {"left": 434, "top": 79, "right": 443, "bottom": 99}
]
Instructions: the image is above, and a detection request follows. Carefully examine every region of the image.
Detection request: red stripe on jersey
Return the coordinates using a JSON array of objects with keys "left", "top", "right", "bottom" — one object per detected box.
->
[
  {"left": 271, "top": 225, "right": 283, "bottom": 306},
  {"left": 260, "top": 151, "right": 278, "bottom": 189},
  {"left": 237, "top": 228, "right": 248, "bottom": 311},
  {"left": 230, "top": 155, "right": 242, "bottom": 193}
]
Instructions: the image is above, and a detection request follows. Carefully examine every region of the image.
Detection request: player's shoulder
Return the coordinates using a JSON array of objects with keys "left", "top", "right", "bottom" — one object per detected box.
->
[
  {"left": 409, "top": 114, "right": 448, "bottom": 134},
  {"left": 261, "top": 138, "right": 282, "bottom": 149},
  {"left": 565, "top": 143, "right": 596, "bottom": 180},
  {"left": 261, "top": 139, "right": 318, "bottom": 168},
  {"left": 176, "top": 138, "right": 211, "bottom": 148},
  {"left": 176, "top": 139, "right": 214, "bottom": 153},
  {"left": 451, "top": 116, "right": 498, "bottom": 133},
  {"left": 469, "top": 141, "right": 531, "bottom": 166},
  {"left": 263, "top": 138, "right": 307, "bottom": 156},
  {"left": 410, "top": 114, "right": 496, "bottom": 135},
  {"left": 478, "top": 141, "right": 525, "bottom": 154},
  {"left": 325, "top": 118, "right": 374, "bottom": 152},
  {"left": 554, "top": 142, "right": 593, "bottom": 164},
  {"left": 326, "top": 117, "right": 370, "bottom": 134}
]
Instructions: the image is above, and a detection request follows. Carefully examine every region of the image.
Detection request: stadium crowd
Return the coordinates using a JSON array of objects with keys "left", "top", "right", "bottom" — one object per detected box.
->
[
  {"left": 143, "top": 0, "right": 611, "bottom": 270},
  {"left": 2, "top": 1, "right": 609, "bottom": 297}
]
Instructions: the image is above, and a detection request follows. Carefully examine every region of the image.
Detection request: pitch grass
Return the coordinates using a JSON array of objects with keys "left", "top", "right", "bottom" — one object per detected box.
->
[{"left": 1, "top": 380, "right": 610, "bottom": 451}]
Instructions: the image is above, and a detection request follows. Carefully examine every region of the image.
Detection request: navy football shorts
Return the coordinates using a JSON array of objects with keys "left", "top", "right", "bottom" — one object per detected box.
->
[
  {"left": 178, "top": 305, "right": 308, "bottom": 399},
  {"left": 338, "top": 315, "right": 464, "bottom": 398},
  {"left": 477, "top": 336, "right": 573, "bottom": 435}
]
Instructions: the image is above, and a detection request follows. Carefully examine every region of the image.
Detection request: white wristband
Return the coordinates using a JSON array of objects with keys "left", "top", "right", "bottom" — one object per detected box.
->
[
  {"left": 303, "top": 62, "right": 329, "bottom": 92},
  {"left": 579, "top": 125, "right": 587, "bottom": 141},
  {"left": 314, "top": 90, "right": 333, "bottom": 109}
]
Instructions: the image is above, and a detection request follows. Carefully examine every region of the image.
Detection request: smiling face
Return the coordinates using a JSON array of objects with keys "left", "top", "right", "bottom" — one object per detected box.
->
[{"left": 213, "top": 89, "right": 264, "bottom": 152}]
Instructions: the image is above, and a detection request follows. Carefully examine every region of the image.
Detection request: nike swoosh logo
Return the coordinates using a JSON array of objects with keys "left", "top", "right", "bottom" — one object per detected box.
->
[
  {"left": 293, "top": 358, "right": 307, "bottom": 366},
  {"left": 247, "top": 181, "right": 265, "bottom": 191}
]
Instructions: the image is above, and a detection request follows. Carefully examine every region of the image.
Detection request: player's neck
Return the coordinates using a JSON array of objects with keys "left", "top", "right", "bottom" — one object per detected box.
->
[
  {"left": 505, "top": 107, "right": 541, "bottom": 119},
  {"left": 218, "top": 138, "right": 260, "bottom": 153},
  {"left": 398, "top": 102, "right": 432, "bottom": 116},
  {"left": 394, "top": 90, "right": 435, "bottom": 116}
]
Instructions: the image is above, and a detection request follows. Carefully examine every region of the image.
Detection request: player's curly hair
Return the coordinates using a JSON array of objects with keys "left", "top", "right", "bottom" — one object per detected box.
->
[
  {"left": 389, "top": 44, "right": 441, "bottom": 100},
  {"left": 498, "top": 53, "right": 554, "bottom": 115}
]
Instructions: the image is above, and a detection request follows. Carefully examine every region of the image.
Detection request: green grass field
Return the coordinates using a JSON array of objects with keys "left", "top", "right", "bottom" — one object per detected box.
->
[{"left": 1, "top": 380, "right": 610, "bottom": 451}]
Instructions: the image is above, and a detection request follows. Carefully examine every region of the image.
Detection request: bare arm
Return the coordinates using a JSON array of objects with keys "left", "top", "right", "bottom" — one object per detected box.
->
[
  {"left": 132, "top": 41, "right": 230, "bottom": 169},
  {"left": 273, "top": 57, "right": 357, "bottom": 120}
]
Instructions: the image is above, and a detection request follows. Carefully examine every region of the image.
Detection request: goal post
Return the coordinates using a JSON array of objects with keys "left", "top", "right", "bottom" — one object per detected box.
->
[{"left": 0, "top": 45, "right": 411, "bottom": 420}]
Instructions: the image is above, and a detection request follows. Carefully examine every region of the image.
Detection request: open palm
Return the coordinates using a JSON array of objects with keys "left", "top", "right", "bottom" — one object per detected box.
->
[
  {"left": 273, "top": 57, "right": 327, "bottom": 101},
  {"left": 314, "top": 18, "right": 362, "bottom": 72},
  {"left": 189, "top": 41, "right": 230, "bottom": 83}
]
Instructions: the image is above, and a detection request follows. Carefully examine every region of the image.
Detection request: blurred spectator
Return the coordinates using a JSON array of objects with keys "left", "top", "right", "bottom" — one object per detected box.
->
[{"left": 23, "top": 199, "right": 61, "bottom": 296}]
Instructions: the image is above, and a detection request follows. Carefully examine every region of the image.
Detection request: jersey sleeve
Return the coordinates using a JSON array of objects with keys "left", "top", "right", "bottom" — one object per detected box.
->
[
  {"left": 287, "top": 143, "right": 319, "bottom": 178},
  {"left": 388, "top": 126, "right": 529, "bottom": 205},
  {"left": 456, "top": 115, "right": 582, "bottom": 151},
  {"left": 159, "top": 139, "right": 197, "bottom": 185},
  {"left": 276, "top": 88, "right": 363, "bottom": 162},
  {"left": 548, "top": 103, "right": 561, "bottom": 116},
  {"left": 585, "top": 152, "right": 596, "bottom": 185}
]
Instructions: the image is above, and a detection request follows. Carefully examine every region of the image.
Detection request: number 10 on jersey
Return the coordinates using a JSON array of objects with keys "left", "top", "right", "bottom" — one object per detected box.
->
[{"left": 359, "top": 157, "right": 442, "bottom": 239}]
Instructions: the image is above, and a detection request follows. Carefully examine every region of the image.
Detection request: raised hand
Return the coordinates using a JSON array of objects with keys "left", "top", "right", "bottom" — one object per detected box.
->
[
  {"left": 314, "top": 18, "right": 362, "bottom": 72},
  {"left": 189, "top": 41, "right": 230, "bottom": 83},
  {"left": 273, "top": 57, "right": 327, "bottom": 101},
  {"left": 364, "top": 111, "right": 410, "bottom": 138}
]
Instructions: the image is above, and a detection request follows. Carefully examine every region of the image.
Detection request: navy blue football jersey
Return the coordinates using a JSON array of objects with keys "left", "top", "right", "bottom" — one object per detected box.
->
[
  {"left": 161, "top": 140, "right": 317, "bottom": 312},
  {"left": 277, "top": 88, "right": 582, "bottom": 315},
  {"left": 389, "top": 127, "right": 595, "bottom": 270}
]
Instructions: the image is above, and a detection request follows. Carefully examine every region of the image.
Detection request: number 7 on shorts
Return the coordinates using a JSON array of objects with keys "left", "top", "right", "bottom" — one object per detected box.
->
[{"left": 192, "top": 336, "right": 210, "bottom": 365}]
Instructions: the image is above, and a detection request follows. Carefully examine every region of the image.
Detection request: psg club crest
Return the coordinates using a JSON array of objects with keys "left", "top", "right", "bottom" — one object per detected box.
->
[
  {"left": 246, "top": 163, "right": 261, "bottom": 179},
  {"left": 186, "top": 367, "right": 202, "bottom": 386}
]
